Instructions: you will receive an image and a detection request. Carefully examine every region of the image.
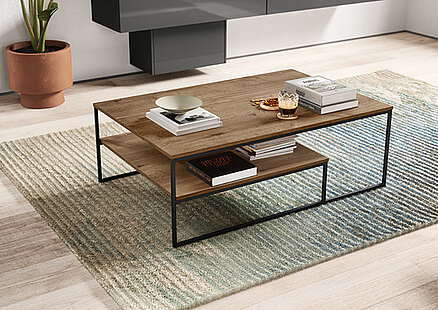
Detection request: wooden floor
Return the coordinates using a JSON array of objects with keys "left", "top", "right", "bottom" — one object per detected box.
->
[{"left": 1, "top": 32, "right": 437, "bottom": 310}]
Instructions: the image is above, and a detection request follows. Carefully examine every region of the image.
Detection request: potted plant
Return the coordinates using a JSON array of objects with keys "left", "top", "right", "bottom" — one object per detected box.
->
[{"left": 6, "top": 0, "right": 72, "bottom": 109}]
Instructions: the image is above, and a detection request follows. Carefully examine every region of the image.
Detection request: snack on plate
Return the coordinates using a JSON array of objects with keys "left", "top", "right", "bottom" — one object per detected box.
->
[{"left": 250, "top": 97, "right": 278, "bottom": 107}]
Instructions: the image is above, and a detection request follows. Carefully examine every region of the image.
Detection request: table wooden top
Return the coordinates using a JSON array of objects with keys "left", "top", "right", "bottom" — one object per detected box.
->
[{"left": 94, "top": 69, "right": 392, "bottom": 159}]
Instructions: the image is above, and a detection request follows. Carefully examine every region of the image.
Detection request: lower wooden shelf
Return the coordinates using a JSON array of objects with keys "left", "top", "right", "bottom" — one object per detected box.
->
[{"left": 101, "top": 133, "right": 328, "bottom": 200}]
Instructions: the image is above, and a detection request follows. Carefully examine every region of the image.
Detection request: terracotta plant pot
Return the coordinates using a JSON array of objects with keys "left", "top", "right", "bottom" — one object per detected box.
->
[{"left": 6, "top": 40, "right": 73, "bottom": 109}]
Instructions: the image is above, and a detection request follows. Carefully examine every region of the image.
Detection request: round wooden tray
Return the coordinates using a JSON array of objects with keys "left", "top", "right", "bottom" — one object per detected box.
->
[{"left": 260, "top": 103, "right": 279, "bottom": 111}]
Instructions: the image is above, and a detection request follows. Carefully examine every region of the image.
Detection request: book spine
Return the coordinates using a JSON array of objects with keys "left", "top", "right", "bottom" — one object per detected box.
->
[
  {"left": 146, "top": 112, "right": 178, "bottom": 130},
  {"left": 255, "top": 142, "right": 296, "bottom": 154},
  {"left": 299, "top": 100, "right": 322, "bottom": 114},
  {"left": 146, "top": 113, "right": 178, "bottom": 134},
  {"left": 186, "top": 162, "right": 212, "bottom": 186},
  {"left": 235, "top": 148, "right": 254, "bottom": 161},
  {"left": 147, "top": 109, "right": 220, "bottom": 130},
  {"left": 241, "top": 146, "right": 256, "bottom": 155}
]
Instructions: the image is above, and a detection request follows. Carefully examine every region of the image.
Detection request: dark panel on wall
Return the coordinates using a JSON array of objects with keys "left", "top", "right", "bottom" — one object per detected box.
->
[
  {"left": 153, "top": 21, "right": 226, "bottom": 74},
  {"left": 91, "top": 0, "right": 120, "bottom": 32},
  {"left": 267, "top": 0, "right": 380, "bottom": 15},
  {"left": 129, "top": 31, "right": 153, "bottom": 73},
  {"left": 119, "top": 0, "right": 265, "bottom": 32},
  {"left": 129, "top": 21, "right": 226, "bottom": 75}
]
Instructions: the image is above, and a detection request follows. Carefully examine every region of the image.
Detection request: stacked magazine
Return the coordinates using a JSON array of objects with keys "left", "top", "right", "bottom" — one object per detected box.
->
[
  {"left": 236, "top": 136, "right": 297, "bottom": 161},
  {"left": 285, "top": 76, "right": 358, "bottom": 114},
  {"left": 146, "top": 107, "right": 222, "bottom": 136}
]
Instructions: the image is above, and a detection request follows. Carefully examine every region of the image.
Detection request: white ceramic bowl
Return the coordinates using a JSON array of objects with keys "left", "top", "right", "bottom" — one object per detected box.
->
[{"left": 155, "top": 95, "right": 202, "bottom": 114}]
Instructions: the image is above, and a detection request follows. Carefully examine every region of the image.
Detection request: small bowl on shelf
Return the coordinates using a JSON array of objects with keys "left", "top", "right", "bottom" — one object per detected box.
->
[{"left": 155, "top": 95, "right": 202, "bottom": 114}]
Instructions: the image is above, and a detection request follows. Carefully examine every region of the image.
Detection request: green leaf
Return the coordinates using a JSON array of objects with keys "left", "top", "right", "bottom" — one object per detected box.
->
[
  {"left": 38, "top": 2, "right": 58, "bottom": 21},
  {"left": 20, "top": 0, "right": 38, "bottom": 51},
  {"left": 37, "top": 0, "right": 45, "bottom": 13},
  {"left": 38, "top": 0, "right": 45, "bottom": 30},
  {"left": 33, "top": 0, "right": 41, "bottom": 44}
]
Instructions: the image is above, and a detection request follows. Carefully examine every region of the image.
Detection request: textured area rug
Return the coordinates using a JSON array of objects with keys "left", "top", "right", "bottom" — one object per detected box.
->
[{"left": 1, "top": 71, "right": 437, "bottom": 309}]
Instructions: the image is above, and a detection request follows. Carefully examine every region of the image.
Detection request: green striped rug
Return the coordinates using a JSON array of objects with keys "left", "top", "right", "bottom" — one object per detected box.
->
[{"left": 1, "top": 71, "right": 437, "bottom": 309}]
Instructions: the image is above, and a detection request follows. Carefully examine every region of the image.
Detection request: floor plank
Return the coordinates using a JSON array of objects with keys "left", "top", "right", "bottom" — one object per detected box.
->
[
  {"left": 0, "top": 172, "right": 33, "bottom": 219},
  {"left": 367, "top": 280, "right": 438, "bottom": 310},
  {"left": 0, "top": 255, "right": 98, "bottom": 307},
  {"left": 3, "top": 281, "right": 119, "bottom": 310}
]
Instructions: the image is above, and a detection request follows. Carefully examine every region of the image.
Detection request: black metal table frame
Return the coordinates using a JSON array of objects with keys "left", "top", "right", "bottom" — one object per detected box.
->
[{"left": 94, "top": 108, "right": 392, "bottom": 248}]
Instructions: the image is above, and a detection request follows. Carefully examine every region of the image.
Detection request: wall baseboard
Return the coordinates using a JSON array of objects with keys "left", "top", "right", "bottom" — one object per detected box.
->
[
  {"left": 405, "top": 30, "right": 438, "bottom": 40},
  {"left": 0, "top": 90, "right": 13, "bottom": 96}
]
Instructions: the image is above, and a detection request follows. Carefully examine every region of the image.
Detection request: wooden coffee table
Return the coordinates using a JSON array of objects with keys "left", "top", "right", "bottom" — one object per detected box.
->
[{"left": 93, "top": 69, "right": 393, "bottom": 247}]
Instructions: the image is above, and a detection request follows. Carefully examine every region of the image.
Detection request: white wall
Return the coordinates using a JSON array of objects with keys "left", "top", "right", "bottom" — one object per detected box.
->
[
  {"left": 406, "top": 0, "right": 438, "bottom": 38},
  {"left": 0, "top": 0, "right": 410, "bottom": 93},
  {"left": 228, "top": 0, "right": 408, "bottom": 57}
]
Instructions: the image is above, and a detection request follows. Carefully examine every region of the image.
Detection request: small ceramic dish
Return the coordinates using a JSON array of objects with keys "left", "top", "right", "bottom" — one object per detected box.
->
[{"left": 155, "top": 95, "right": 202, "bottom": 114}]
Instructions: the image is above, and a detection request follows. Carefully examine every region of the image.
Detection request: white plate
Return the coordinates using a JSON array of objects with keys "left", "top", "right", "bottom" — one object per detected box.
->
[{"left": 155, "top": 95, "right": 202, "bottom": 114}]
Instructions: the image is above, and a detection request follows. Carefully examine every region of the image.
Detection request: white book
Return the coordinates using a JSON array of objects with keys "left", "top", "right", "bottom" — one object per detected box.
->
[
  {"left": 251, "top": 142, "right": 296, "bottom": 155},
  {"left": 146, "top": 107, "right": 220, "bottom": 130},
  {"left": 236, "top": 146, "right": 297, "bottom": 161},
  {"left": 299, "top": 98, "right": 359, "bottom": 114},
  {"left": 242, "top": 136, "right": 297, "bottom": 154},
  {"left": 147, "top": 112, "right": 223, "bottom": 135},
  {"left": 285, "top": 76, "right": 357, "bottom": 106},
  {"left": 213, "top": 168, "right": 257, "bottom": 186},
  {"left": 147, "top": 112, "right": 221, "bottom": 131}
]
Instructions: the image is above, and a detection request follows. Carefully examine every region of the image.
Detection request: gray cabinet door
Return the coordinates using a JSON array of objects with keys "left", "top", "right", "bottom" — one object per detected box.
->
[
  {"left": 267, "top": 0, "right": 380, "bottom": 14},
  {"left": 153, "top": 21, "right": 226, "bottom": 74},
  {"left": 120, "top": 0, "right": 266, "bottom": 32},
  {"left": 130, "top": 21, "right": 226, "bottom": 75}
]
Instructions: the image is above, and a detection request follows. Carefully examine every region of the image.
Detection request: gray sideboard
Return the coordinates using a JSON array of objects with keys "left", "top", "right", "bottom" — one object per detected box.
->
[{"left": 91, "top": 0, "right": 380, "bottom": 74}]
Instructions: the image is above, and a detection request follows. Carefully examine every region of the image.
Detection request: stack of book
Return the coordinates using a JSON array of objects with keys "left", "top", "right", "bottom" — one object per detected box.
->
[
  {"left": 146, "top": 107, "right": 222, "bottom": 136},
  {"left": 285, "top": 76, "right": 358, "bottom": 114},
  {"left": 235, "top": 136, "right": 297, "bottom": 161}
]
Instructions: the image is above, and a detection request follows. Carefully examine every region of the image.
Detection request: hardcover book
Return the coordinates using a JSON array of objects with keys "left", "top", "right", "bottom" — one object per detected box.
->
[
  {"left": 242, "top": 136, "right": 296, "bottom": 155},
  {"left": 186, "top": 151, "right": 257, "bottom": 186},
  {"left": 299, "top": 98, "right": 359, "bottom": 114},
  {"left": 146, "top": 107, "right": 222, "bottom": 135},
  {"left": 236, "top": 145, "right": 297, "bottom": 161},
  {"left": 284, "top": 76, "right": 357, "bottom": 106}
]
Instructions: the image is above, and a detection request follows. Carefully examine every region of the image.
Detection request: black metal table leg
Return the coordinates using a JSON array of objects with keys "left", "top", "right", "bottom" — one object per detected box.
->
[
  {"left": 94, "top": 108, "right": 103, "bottom": 183},
  {"left": 170, "top": 159, "right": 178, "bottom": 248},
  {"left": 322, "top": 162, "right": 328, "bottom": 203},
  {"left": 325, "top": 110, "right": 392, "bottom": 203},
  {"left": 382, "top": 110, "right": 392, "bottom": 187},
  {"left": 94, "top": 108, "right": 139, "bottom": 183}
]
